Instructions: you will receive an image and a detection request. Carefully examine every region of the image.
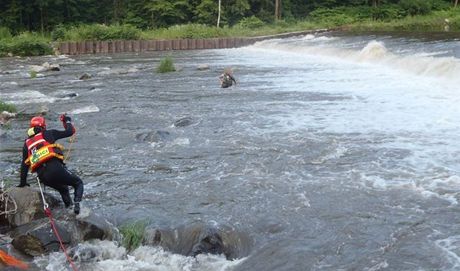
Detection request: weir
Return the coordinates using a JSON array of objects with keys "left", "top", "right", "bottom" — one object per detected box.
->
[{"left": 57, "top": 29, "right": 328, "bottom": 55}]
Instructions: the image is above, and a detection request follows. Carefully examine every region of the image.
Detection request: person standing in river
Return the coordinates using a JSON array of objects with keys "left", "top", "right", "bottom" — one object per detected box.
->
[
  {"left": 219, "top": 69, "right": 237, "bottom": 88},
  {"left": 18, "top": 114, "right": 84, "bottom": 215}
]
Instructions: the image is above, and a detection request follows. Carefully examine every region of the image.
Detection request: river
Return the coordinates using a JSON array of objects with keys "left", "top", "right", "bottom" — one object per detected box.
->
[{"left": 1, "top": 31, "right": 460, "bottom": 270}]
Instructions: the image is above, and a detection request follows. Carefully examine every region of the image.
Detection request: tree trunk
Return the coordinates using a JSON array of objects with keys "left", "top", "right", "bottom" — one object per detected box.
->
[
  {"left": 275, "top": 0, "right": 281, "bottom": 20},
  {"left": 217, "top": 0, "right": 221, "bottom": 27},
  {"left": 40, "top": 7, "right": 44, "bottom": 34},
  {"left": 455, "top": 0, "right": 459, "bottom": 8}
]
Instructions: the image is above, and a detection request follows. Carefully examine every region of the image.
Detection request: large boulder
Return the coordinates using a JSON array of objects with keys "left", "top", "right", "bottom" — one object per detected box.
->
[
  {"left": 10, "top": 209, "right": 120, "bottom": 256},
  {"left": 11, "top": 218, "right": 70, "bottom": 256},
  {"left": 6, "top": 187, "right": 60, "bottom": 228},
  {"left": 142, "top": 222, "right": 251, "bottom": 260}
]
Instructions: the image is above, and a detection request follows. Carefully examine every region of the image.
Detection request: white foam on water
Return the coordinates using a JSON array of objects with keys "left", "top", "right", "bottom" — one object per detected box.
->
[
  {"left": 69, "top": 105, "right": 100, "bottom": 114},
  {"left": 0, "top": 90, "right": 56, "bottom": 104},
  {"left": 250, "top": 38, "right": 460, "bottom": 82},
  {"left": 35, "top": 240, "right": 244, "bottom": 271},
  {"left": 435, "top": 235, "right": 460, "bottom": 270}
]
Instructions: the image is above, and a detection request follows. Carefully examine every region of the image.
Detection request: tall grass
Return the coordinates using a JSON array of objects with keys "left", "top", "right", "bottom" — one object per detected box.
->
[
  {"left": 119, "top": 220, "right": 147, "bottom": 251},
  {"left": 349, "top": 9, "right": 460, "bottom": 31},
  {"left": 157, "top": 56, "right": 176, "bottom": 73},
  {"left": 52, "top": 24, "right": 141, "bottom": 41},
  {"left": 0, "top": 100, "right": 17, "bottom": 113}
]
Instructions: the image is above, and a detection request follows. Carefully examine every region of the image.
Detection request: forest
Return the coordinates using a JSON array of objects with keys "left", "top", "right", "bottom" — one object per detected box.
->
[{"left": 1, "top": 0, "right": 459, "bottom": 33}]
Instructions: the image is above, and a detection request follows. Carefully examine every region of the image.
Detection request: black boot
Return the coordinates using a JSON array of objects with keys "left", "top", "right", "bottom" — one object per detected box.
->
[
  {"left": 62, "top": 193, "right": 73, "bottom": 208},
  {"left": 74, "top": 202, "right": 80, "bottom": 215}
]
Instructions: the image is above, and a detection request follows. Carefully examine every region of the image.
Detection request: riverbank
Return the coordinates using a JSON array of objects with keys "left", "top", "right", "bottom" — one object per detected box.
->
[{"left": 1, "top": 6, "right": 460, "bottom": 57}]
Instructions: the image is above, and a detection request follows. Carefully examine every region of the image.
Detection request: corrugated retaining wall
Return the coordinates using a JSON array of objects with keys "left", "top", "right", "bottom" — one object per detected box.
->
[{"left": 57, "top": 30, "right": 327, "bottom": 55}]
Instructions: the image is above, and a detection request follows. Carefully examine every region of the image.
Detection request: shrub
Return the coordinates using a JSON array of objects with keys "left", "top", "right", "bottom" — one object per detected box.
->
[
  {"left": 30, "top": 70, "right": 37, "bottom": 78},
  {"left": 0, "top": 40, "right": 10, "bottom": 57},
  {"left": 0, "top": 100, "right": 17, "bottom": 113},
  {"left": 54, "top": 24, "right": 142, "bottom": 41},
  {"left": 120, "top": 221, "right": 147, "bottom": 251},
  {"left": 309, "top": 8, "right": 357, "bottom": 26},
  {"left": 51, "top": 25, "right": 67, "bottom": 41},
  {"left": 0, "top": 27, "right": 12, "bottom": 40},
  {"left": 399, "top": 0, "right": 433, "bottom": 16},
  {"left": 237, "top": 16, "right": 265, "bottom": 29},
  {"left": 8, "top": 32, "right": 53, "bottom": 56},
  {"left": 156, "top": 56, "right": 176, "bottom": 73},
  {"left": 142, "top": 24, "right": 229, "bottom": 40}
]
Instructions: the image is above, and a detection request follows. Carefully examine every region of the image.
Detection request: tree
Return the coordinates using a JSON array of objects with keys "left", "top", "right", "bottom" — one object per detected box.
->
[
  {"left": 145, "top": 0, "right": 191, "bottom": 27},
  {"left": 217, "top": 0, "right": 221, "bottom": 27},
  {"left": 455, "top": 0, "right": 459, "bottom": 8},
  {"left": 275, "top": 0, "right": 281, "bottom": 20}
]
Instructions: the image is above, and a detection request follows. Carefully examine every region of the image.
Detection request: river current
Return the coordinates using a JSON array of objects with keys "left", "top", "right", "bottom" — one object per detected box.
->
[{"left": 1, "top": 31, "right": 460, "bottom": 270}]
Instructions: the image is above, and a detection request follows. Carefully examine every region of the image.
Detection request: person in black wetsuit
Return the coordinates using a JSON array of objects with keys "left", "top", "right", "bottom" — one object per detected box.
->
[
  {"left": 219, "top": 70, "right": 237, "bottom": 88},
  {"left": 18, "top": 115, "right": 84, "bottom": 215}
]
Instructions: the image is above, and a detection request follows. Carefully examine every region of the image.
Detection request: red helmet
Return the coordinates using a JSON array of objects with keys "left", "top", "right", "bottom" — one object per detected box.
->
[{"left": 30, "top": 116, "right": 46, "bottom": 129}]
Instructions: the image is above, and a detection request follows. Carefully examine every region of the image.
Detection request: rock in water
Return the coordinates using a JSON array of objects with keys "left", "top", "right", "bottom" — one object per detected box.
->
[
  {"left": 11, "top": 209, "right": 120, "bottom": 256},
  {"left": 79, "top": 73, "right": 92, "bottom": 80},
  {"left": 6, "top": 187, "right": 60, "bottom": 227},
  {"left": 197, "top": 64, "right": 210, "bottom": 71},
  {"left": 173, "top": 117, "right": 193, "bottom": 127},
  {"left": 11, "top": 218, "right": 71, "bottom": 256}
]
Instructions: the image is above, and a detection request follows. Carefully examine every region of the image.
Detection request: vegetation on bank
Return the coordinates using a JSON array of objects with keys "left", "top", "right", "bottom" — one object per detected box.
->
[
  {"left": 0, "top": 29, "right": 53, "bottom": 57},
  {"left": 0, "top": 100, "right": 17, "bottom": 113},
  {"left": 0, "top": 1, "right": 460, "bottom": 57}
]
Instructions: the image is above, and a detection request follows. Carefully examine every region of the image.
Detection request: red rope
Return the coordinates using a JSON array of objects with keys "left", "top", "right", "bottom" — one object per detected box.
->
[{"left": 44, "top": 208, "right": 79, "bottom": 271}]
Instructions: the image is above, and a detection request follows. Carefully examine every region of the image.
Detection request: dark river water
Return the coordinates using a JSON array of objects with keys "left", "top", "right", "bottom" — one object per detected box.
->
[{"left": 1, "top": 31, "right": 460, "bottom": 270}]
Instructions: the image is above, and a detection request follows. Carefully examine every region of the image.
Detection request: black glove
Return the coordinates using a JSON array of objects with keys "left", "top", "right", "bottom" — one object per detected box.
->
[{"left": 17, "top": 183, "right": 30, "bottom": 187}]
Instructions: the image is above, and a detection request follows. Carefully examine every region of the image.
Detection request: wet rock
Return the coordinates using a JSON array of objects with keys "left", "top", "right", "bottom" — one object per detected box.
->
[
  {"left": 29, "top": 62, "right": 60, "bottom": 73},
  {"left": 38, "top": 105, "right": 49, "bottom": 115},
  {"left": 7, "top": 53, "right": 13, "bottom": 57},
  {"left": 191, "top": 227, "right": 225, "bottom": 257},
  {"left": 79, "top": 73, "right": 92, "bottom": 80},
  {"left": 41, "top": 62, "right": 60, "bottom": 71},
  {"left": 57, "top": 92, "right": 78, "bottom": 99},
  {"left": 11, "top": 210, "right": 120, "bottom": 256},
  {"left": 173, "top": 117, "right": 193, "bottom": 127},
  {"left": 135, "top": 130, "right": 171, "bottom": 143},
  {"left": 0, "top": 111, "right": 16, "bottom": 126},
  {"left": 143, "top": 222, "right": 251, "bottom": 260},
  {"left": 197, "top": 64, "right": 210, "bottom": 71},
  {"left": 6, "top": 187, "right": 60, "bottom": 228},
  {"left": 11, "top": 218, "right": 70, "bottom": 256}
]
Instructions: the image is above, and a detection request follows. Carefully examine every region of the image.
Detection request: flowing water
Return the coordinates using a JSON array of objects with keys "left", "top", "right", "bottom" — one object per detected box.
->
[{"left": 1, "top": 31, "right": 460, "bottom": 270}]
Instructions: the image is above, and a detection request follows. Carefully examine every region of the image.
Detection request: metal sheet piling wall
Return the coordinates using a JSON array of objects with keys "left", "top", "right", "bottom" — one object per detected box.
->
[{"left": 57, "top": 30, "right": 324, "bottom": 55}]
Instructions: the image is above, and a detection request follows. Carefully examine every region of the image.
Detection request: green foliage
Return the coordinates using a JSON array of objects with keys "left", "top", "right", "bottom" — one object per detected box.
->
[
  {"left": 157, "top": 56, "right": 176, "bottom": 73},
  {"left": 142, "top": 24, "right": 229, "bottom": 39},
  {"left": 309, "top": 8, "right": 357, "bottom": 26},
  {"left": 237, "top": 16, "right": 265, "bottom": 29},
  {"left": 0, "top": 100, "right": 17, "bottom": 113},
  {"left": 120, "top": 221, "right": 147, "bottom": 251},
  {"left": 195, "top": 0, "right": 218, "bottom": 25},
  {"left": 399, "top": 0, "right": 435, "bottom": 16},
  {"left": 145, "top": 0, "right": 191, "bottom": 27},
  {"left": 0, "top": 27, "right": 12, "bottom": 40},
  {"left": 30, "top": 70, "right": 37, "bottom": 79},
  {"left": 0, "top": 32, "right": 52, "bottom": 57},
  {"left": 52, "top": 24, "right": 141, "bottom": 41},
  {"left": 50, "top": 25, "right": 67, "bottom": 41}
]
